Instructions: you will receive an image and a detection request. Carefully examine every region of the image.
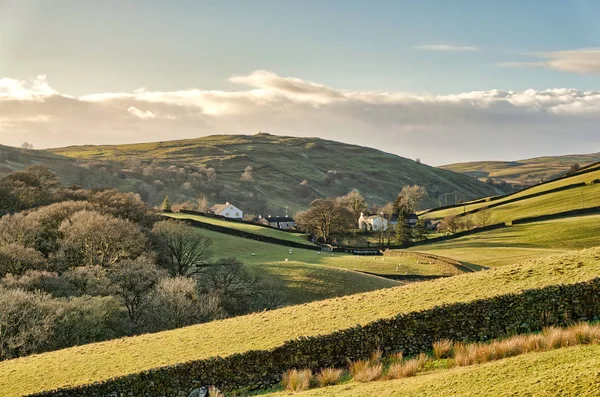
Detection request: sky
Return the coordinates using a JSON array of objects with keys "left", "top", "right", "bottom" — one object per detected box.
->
[{"left": 1, "top": 0, "right": 600, "bottom": 165}]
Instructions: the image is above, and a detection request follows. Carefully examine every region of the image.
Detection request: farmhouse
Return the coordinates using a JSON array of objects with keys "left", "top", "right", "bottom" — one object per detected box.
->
[
  {"left": 255, "top": 215, "right": 296, "bottom": 230},
  {"left": 358, "top": 212, "right": 388, "bottom": 231},
  {"left": 208, "top": 202, "right": 243, "bottom": 219}
]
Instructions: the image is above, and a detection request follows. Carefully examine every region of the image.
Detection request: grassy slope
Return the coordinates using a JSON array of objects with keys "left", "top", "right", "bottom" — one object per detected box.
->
[
  {"left": 2, "top": 247, "right": 600, "bottom": 397},
  {"left": 49, "top": 133, "right": 498, "bottom": 211},
  {"left": 0, "top": 145, "right": 81, "bottom": 184},
  {"left": 441, "top": 152, "right": 600, "bottom": 184},
  {"left": 423, "top": 164, "right": 600, "bottom": 221},
  {"left": 165, "top": 212, "right": 317, "bottom": 245},
  {"left": 411, "top": 215, "right": 600, "bottom": 267},
  {"left": 270, "top": 345, "right": 600, "bottom": 397}
]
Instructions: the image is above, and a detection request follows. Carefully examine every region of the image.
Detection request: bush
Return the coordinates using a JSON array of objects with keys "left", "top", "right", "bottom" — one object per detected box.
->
[
  {"left": 432, "top": 339, "right": 454, "bottom": 359},
  {"left": 349, "top": 360, "right": 382, "bottom": 382},
  {"left": 282, "top": 369, "right": 312, "bottom": 392},
  {"left": 315, "top": 367, "right": 344, "bottom": 387}
]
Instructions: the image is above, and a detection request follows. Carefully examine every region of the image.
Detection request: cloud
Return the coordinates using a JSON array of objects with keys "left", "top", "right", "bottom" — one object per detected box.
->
[
  {"left": 502, "top": 48, "right": 600, "bottom": 74},
  {"left": 0, "top": 71, "right": 599, "bottom": 165},
  {"left": 415, "top": 44, "right": 480, "bottom": 52}
]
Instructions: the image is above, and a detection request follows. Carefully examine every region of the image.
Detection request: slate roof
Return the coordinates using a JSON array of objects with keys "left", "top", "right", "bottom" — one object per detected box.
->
[{"left": 209, "top": 203, "right": 231, "bottom": 213}]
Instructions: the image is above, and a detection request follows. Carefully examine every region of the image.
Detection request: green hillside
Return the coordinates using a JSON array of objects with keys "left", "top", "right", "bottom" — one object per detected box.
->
[
  {"left": 423, "top": 164, "right": 600, "bottom": 221},
  {"left": 442, "top": 152, "right": 600, "bottom": 185},
  {"left": 48, "top": 133, "right": 499, "bottom": 213},
  {"left": 411, "top": 214, "right": 600, "bottom": 267},
  {"left": 269, "top": 344, "right": 600, "bottom": 397},
  {"left": 2, "top": 246, "right": 600, "bottom": 397}
]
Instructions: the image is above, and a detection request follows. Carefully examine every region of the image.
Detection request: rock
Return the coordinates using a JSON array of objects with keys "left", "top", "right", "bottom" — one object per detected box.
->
[{"left": 188, "top": 387, "right": 208, "bottom": 397}]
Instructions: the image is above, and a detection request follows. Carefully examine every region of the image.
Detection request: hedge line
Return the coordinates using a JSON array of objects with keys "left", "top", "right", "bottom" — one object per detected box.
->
[
  {"left": 178, "top": 209, "right": 300, "bottom": 234},
  {"left": 29, "top": 278, "right": 600, "bottom": 397},
  {"left": 169, "top": 216, "right": 320, "bottom": 251}
]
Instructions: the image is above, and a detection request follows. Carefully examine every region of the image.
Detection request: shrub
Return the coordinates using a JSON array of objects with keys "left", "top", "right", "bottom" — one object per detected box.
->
[
  {"left": 282, "top": 369, "right": 312, "bottom": 392},
  {"left": 315, "top": 367, "right": 344, "bottom": 387},
  {"left": 432, "top": 339, "right": 454, "bottom": 359},
  {"left": 386, "top": 353, "right": 427, "bottom": 379},
  {"left": 350, "top": 360, "right": 382, "bottom": 383}
]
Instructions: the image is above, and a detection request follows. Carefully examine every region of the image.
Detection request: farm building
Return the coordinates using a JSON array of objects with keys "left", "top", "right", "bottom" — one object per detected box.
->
[
  {"left": 208, "top": 202, "right": 243, "bottom": 219},
  {"left": 255, "top": 215, "right": 296, "bottom": 230}
]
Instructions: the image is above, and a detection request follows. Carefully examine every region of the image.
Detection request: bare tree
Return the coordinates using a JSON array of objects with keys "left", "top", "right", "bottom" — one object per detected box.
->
[
  {"left": 339, "top": 190, "right": 368, "bottom": 223},
  {"left": 108, "top": 256, "right": 164, "bottom": 331},
  {"left": 440, "top": 214, "right": 462, "bottom": 234},
  {"left": 20, "top": 142, "right": 34, "bottom": 150},
  {"left": 295, "top": 198, "right": 354, "bottom": 241},
  {"left": 475, "top": 208, "right": 494, "bottom": 227},
  {"left": 397, "top": 185, "right": 429, "bottom": 213},
  {"left": 240, "top": 166, "right": 253, "bottom": 182},
  {"left": 152, "top": 220, "right": 213, "bottom": 276},
  {"left": 197, "top": 194, "right": 209, "bottom": 212}
]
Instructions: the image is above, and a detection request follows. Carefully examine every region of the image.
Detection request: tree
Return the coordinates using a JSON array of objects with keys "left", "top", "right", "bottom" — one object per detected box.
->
[
  {"left": 240, "top": 166, "right": 253, "bottom": 182},
  {"left": 0, "top": 287, "right": 56, "bottom": 360},
  {"left": 146, "top": 277, "right": 221, "bottom": 331},
  {"left": 161, "top": 196, "right": 172, "bottom": 212},
  {"left": 394, "top": 214, "right": 412, "bottom": 246},
  {"left": 0, "top": 244, "right": 47, "bottom": 277},
  {"left": 441, "top": 215, "right": 462, "bottom": 234},
  {"left": 58, "top": 210, "right": 148, "bottom": 268},
  {"left": 413, "top": 219, "right": 427, "bottom": 241},
  {"left": 568, "top": 163, "right": 581, "bottom": 174},
  {"left": 152, "top": 220, "right": 213, "bottom": 276},
  {"left": 398, "top": 185, "right": 429, "bottom": 213},
  {"left": 108, "top": 256, "right": 163, "bottom": 331},
  {"left": 20, "top": 142, "right": 34, "bottom": 150},
  {"left": 475, "top": 208, "right": 494, "bottom": 227},
  {"left": 197, "top": 194, "right": 209, "bottom": 212},
  {"left": 295, "top": 198, "right": 354, "bottom": 242},
  {"left": 339, "top": 190, "right": 368, "bottom": 224}
]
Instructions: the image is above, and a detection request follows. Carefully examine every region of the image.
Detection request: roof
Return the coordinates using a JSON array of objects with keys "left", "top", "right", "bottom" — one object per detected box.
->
[
  {"left": 265, "top": 216, "right": 295, "bottom": 222},
  {"left": 389, "top": 213, "right": 418, "bottom": 222},
  {"left": 209, "top": 203, "right": 235, "bottom": 213}
]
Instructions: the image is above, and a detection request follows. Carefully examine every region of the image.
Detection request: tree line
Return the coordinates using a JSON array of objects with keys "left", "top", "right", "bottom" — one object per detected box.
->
[{"left": 0, "top": 166, "right": 281, "bottom": 362}]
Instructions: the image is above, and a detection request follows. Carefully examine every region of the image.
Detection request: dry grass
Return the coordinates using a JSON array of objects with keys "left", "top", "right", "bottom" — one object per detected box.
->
[
  {"left": 315, "top": 368, "right": 344, "bottom": 387},
  {"left": 454, "top": 323, "right": 600, "bottom": 367},
  {"left": 386, "top": 353, "right": 427, "bottom": 379},
  {"left": 282, "top": 369, "right": 313, "bottom": 392},
  {"left": 370, "top": 348, "right": 383, "bottom": 363},
  {"left": 349, "top": 360, "right": 383, "bottom": 383},
  {"left": 432, "top": 339, "right": 454, "bottom": 359}
]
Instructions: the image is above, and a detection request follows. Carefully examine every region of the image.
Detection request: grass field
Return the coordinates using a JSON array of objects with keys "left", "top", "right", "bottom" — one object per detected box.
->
[
  {"left": 411, "top": 215, "right": 600, "bottom": 267},
  {"left": 268, "top": 344, "right": 600, "bottom": 397},
  {"left": 2, "top": 246, "right": 600, "bottom": 397},
  {"left": 165, "top": 212, "right": 317, "bottom": 245},
  {"left": 423, "top": 165, "right": 600, "bottom": 221},
  {"left": 177, "top": 225, "right": 465, "bottom": 304}
]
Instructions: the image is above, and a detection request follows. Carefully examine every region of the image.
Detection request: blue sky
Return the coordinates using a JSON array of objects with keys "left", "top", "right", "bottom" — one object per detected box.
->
[{"left": 1, "top": 0, "right": 600, "bottom": 164}]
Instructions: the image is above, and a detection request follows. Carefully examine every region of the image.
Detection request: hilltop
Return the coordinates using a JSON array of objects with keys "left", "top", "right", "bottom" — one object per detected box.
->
[
  {"left": 442, "top": 152, "right": 600, "bottom": 186},
  {"left": 45, "top": 133, "right": 499, "bottom": 213}
]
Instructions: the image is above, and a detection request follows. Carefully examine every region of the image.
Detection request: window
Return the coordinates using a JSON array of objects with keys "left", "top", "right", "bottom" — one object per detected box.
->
[{"left": 236, "top": 212, "right": 240, "bottom": 217}]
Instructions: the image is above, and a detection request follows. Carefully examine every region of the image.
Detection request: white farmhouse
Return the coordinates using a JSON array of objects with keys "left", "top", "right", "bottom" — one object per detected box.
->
[
  {"left": 208, "top": 202, "right": 243, "bottom": 219},
  {"left": 358, "top": 212, "right": 388, "bottom": 231}
]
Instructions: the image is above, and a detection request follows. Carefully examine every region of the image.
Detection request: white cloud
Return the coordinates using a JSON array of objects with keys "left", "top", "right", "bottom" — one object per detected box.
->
[
  {"left": 0, "top": 71, "right": 599, "bottom": 165},
  {"left": 415, "top": 44, "right": 480, "bottom": 52},
  {"left": 502, "top": 48, "right": 600, "bottom": 74},
  {"left": 127, "top": 106, "right": 156, "bottom": 119}
]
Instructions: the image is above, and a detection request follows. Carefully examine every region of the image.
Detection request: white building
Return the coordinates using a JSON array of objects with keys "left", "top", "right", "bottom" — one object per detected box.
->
[
  {"left": 255, "top": 216, "right": 296, "bottom": 230},
  {"left": 358, "top": 212, "right": 388, "bottom": 231},
  {"left": 208, "top": 202, "right": 243, "bottom": 219}
]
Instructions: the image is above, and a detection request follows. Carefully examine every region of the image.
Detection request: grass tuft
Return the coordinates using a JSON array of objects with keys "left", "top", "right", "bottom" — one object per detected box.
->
[
  {"left": 282, "top": 369, "right": 312, "bottom": 392},
  {"left": 315, "top": 368, "right": 344, "bottom": 387},
  {"left": 349, "top": 360, "right": 383, "bottom": 383},
  {"left": 432, "top": 339, "right": 454, "bottom": 359}
]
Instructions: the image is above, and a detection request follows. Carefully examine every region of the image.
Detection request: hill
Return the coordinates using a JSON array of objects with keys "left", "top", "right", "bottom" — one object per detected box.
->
[
  {"left": 441, "top": 152, "right": 600, "bottom": 186},
  {"left": 2, "top": 246, "right": 600, "bottom": 397},
  {"left": 268, "top": 344, "right": 600, "bottom": 397},
  {"left": 47, "top": 133, "right": 499, "bottom": 213},
  {"left": 422, "top": 163, "right": 600, "bottom": 221},
  {"left": 410, "top": 214, "right": 600, "bottom": 267}
]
